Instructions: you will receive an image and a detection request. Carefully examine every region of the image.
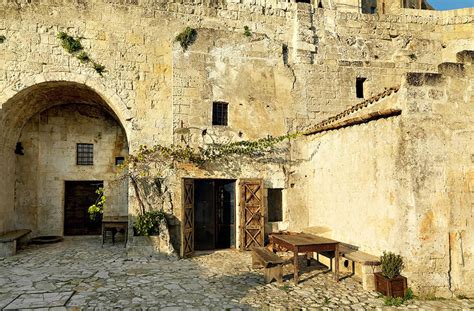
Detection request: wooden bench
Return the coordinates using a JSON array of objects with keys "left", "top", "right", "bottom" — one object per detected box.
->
[
  {"left": 318, "top": 244, "right": 381, "bottom": 290},
  {"left": 252, "top": 247, "right": 285, "bottom": 284},
  {"left": 0, "top": 229, "right": 31, "bottom": 257}
]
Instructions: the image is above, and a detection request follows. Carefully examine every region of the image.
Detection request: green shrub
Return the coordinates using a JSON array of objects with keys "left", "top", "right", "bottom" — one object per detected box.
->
[
  {"left": 175, "top": 27, "right": 197, "bottom": 50},
  {"left": 0, "top": 35, "right": 6, "bottom": 43},
  {"left": 243, "top": 26, "right": 252, "bottom": 37},
  {"left": 57, "top": 32, "right": 83, "bottom": 54},
  {"left": 134, "top": 210, "right": 165, "bottom": 236},
  {"left": 380, "top": 251, "right": 404, "bottom": 279}
]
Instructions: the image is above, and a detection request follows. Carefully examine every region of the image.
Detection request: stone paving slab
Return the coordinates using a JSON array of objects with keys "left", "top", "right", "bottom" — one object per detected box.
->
[
  {"left": 3, "top": 291, "right": 74, "bottom": 309},
  {"left": 0, "top": 237, "right": 472, "bottom": 310}
]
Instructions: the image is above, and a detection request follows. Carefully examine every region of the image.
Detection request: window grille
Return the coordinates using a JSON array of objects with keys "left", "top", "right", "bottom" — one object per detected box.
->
[
  {"left": 77, "top": 143, "right": 94, "bottom": 165},
  {"left": 212, "top": 102, "right": 228, "bottom": 126}
]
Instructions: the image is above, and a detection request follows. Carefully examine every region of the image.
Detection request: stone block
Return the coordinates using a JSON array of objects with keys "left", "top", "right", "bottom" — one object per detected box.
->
[{"left": 0, "top": 240, "right": 16, "bottom": 257}]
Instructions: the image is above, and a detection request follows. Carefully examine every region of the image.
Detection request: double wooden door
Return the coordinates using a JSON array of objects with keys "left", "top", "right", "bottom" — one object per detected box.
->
[{"left": 181, "top": 178, "right": 264, "bottom": 257}]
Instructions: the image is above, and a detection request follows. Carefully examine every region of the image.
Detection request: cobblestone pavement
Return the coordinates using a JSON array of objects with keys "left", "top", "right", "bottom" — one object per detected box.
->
[{"left": 0, "top": 237, "right": 473, "bottom": 310}]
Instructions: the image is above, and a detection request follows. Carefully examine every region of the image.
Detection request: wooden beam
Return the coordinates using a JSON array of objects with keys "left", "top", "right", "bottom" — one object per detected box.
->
[{"left": 304, "top": 108, "right": 402, "bottom": 136}]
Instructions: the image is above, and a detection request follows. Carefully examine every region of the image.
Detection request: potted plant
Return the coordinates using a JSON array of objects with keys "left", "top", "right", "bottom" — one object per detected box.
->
[{"left": 375, "top": 251, "right": 408, "bottom": 298}]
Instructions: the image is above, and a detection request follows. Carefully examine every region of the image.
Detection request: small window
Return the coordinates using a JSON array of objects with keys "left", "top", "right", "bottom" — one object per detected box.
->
[
  {"left": 115, "top": 157, "right": 125, "bottom": 165},
  {"left": 356, "top": 77, "right": 366, "bottom": 99},
  {"left": 77, "top": 143, "right": 93, "bottom": 165},
  {"left": 268, "top": 189, "right": 283, "bottom": 222},
  {"left": 212, "top": 101, "right": 228, "bottom": 126}
]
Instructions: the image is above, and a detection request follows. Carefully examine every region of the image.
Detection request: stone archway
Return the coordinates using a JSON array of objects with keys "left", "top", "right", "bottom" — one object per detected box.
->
[{"left": 0, "top": 80, "right": 130, "bottom": 236}]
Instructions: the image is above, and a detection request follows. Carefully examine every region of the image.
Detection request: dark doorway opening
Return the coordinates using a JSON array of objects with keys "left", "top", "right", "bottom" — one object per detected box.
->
[
  {"left": 64, "top": 181, "right": 103, "bottom": 235},
  {"left": 194, "top": 179, "right": 236, "bottom": 250}
]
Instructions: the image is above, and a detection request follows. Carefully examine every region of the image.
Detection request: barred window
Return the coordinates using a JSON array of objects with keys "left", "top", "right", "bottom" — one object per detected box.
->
[
  {"left": 77, "top": 143, "right": 93, "bottom": 165},
  {"left": 212, "top": 102, "right": 228, "bottom": 126}
]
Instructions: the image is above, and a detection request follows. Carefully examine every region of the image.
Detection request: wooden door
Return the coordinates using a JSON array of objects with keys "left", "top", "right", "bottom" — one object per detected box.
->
[
  {"left": 181, "top": 179, "right": 194, "bottom": 258},
  {"left": 239, "top": 179, "right": 264, "bottom": 250},
  {"left": 64, "top": 181, "right": 103, "bottom": 235}
]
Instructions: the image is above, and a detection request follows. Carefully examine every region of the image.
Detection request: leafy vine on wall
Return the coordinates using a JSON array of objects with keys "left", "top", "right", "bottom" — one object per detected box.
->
[{"left": 118, "top": 132, "right": 301, "bottom": 217}]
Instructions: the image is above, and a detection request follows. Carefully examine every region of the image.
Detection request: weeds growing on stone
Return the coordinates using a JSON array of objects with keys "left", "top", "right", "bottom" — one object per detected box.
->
[
  {"left": 76, "top": 51, "right": 90, "bottom": 63},
  {"left": 57, "top": 32, "right": 83, "bottom": 53},
  {"left": 57, "top": 32, "right": 106, "bottom": 76},
  {"left": 244, "top": 26, "right": 252, "bottom": 37},
  {"left": 383, "top": 288, "right": 415, "bottom": 306},
  {"left": 279, "top": 284, "right": 291, "bottom": 292},
  {"left": 93, "top": 62, "right": 106, "bottom": 76},
  {"left": 175, "top": 27, "right": 197, "bottom": 51}
]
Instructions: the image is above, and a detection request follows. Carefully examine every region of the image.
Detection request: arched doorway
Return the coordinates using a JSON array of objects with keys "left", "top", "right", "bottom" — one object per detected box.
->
[{"left": 0, "top": 81, "right": 129, "bottom": 237}]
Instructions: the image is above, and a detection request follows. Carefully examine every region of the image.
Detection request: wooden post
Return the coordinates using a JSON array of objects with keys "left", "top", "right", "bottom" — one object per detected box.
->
[
  {"left": 294, "top": 247, "right": 299, "bottom": 284},
  {"left": 418, "top": 0, "right": 422, "bottom": 9}
]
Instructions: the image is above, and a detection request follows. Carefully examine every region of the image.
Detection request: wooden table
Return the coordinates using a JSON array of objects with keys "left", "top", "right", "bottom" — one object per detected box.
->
[
  {"left": 269, "top": 233, "right": 340, "bottom": 284},
  {"left": 102, "top": 216, "right": 128, "bottom": 247}
]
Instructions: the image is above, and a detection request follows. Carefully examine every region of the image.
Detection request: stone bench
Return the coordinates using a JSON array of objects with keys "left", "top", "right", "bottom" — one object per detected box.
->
[
  {"left": 0, "top": 229, "right": 31, "bottom": 257},
  {"left": 252, "top": 247, "right": 285, "bottom": 284},
  {"left": 319, "top": 244, "right": 381, "bottom": 290}
]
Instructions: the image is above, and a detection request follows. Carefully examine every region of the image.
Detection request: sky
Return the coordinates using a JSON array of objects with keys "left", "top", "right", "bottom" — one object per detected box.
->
[{"left": 428, "top": 0, "right": 474, "bottom": 10}]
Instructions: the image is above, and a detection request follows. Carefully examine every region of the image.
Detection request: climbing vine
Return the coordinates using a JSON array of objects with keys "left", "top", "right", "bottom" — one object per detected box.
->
[
  {"left": 117, "top": 132, "right": 300, "bottom": 219},
  {"left": 57, "top": 32, "right": 106, "bottom": 76}
]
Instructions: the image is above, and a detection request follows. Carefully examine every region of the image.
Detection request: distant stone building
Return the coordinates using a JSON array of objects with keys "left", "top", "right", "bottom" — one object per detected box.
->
[{"left": 0, "top": 0, "right": 472, "bottom": 298}]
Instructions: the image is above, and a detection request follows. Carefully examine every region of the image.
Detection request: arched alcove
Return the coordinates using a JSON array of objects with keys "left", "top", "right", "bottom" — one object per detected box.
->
[{"left": 0, "top": 81, "right": 129, "bottom": 236}]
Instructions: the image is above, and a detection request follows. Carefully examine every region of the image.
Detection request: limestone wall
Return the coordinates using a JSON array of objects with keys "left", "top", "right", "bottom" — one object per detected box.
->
[
  {"left": 0, "top": 0, "right": 472, "bottom": 295},
  {"left": 295, "top": 52, "right": 474, "bottom": 296},
  {"left": 398, "top": 55, "right": 474, "bottom": 297}
]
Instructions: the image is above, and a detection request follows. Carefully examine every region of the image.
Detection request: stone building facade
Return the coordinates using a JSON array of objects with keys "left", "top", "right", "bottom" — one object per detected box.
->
[{"left": 0, "top": 0, "right": 473, "bottom": 298}]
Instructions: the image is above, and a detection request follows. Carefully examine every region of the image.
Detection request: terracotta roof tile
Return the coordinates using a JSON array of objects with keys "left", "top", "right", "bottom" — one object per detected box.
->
[{"left": 304, "top": 86, "right": 400, "bottom": 135}]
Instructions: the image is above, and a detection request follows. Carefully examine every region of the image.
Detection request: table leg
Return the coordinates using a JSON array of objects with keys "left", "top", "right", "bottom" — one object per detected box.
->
[
  {"left": 101, "top": 223, "right": 105, "bottom": 247},
  {"left": 306, "top": 252, "right": 312, "bottom": 266},
  {"left": 294, "top": 247, "right": 299, "bottom": 284},
  {"left": 334, "top": 243, "right": 340, "bottom": 282},
  {"left": 124, "top": 226, "right": 128, "bottom": 248}
]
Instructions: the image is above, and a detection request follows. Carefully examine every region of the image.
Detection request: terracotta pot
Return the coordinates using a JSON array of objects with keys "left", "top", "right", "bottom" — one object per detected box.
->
[{"left": 375, "top": 272, "right": 407, "bottom": 298}]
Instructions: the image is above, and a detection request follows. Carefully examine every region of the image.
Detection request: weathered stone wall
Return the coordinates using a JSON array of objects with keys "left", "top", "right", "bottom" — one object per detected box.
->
[
  {"left": 0, "top": 0, "right": 473, "bottom": 295},
  {"left": 296, "top": 51, "right": 474, "bottom": 296},
  {"left": 15, "top": 104, "right": 128, "bottom": 236},
  {"left": 397, "top": 54, "right": 474, "bottom": 297}
]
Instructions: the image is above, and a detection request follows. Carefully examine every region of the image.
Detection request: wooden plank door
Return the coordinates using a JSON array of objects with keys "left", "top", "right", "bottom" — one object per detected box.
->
[
  {"left": 181, "top": 179, "right": 194, "bottom": 258},
  {"left": 239, "top": 179, "right": 264, "bottom": 250},
  {"left": 64, "top": 181, "right": 103, "bottom": 235}
]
